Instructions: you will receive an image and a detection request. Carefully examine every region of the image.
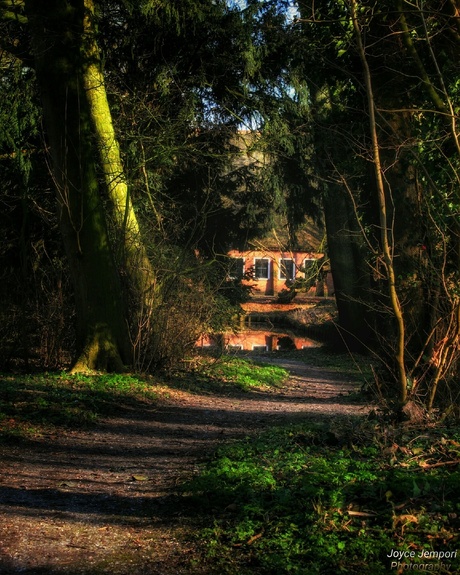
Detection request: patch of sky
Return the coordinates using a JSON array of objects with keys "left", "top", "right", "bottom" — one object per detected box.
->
[{"left": 227, "top": 0, "right": 299, "bottom": 24}]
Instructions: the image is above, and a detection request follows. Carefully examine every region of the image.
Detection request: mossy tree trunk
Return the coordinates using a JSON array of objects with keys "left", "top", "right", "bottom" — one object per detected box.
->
[
  {"left": 25, "top": 0, "right": 131, "bottom": 372},
  {"left": 81, "top": 0, "right": 155, "bottom": 302}
]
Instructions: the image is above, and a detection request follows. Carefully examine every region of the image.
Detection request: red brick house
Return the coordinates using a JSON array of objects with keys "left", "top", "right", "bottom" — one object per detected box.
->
[{"left": 227, "top": 248, "right": 333, "bottom": 297}]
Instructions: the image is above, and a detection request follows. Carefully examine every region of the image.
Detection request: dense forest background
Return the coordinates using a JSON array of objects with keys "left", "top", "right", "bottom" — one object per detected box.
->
[{"left": 1, "top": 0, "right": 460, "bottom": 416}]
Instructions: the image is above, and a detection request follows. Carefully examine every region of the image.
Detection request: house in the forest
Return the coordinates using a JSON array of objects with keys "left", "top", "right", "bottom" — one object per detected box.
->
[{"left": 227, "top": 247, "right": 333, "bottom": 297}]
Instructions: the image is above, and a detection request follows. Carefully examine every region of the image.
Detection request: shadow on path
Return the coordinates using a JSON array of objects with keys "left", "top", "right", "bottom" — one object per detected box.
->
[{"left": 0, "top": 357, "right": 372, "bottom": 574}]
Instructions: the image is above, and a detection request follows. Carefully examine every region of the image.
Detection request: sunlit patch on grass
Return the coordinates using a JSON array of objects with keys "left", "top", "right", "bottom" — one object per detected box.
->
[
  {"left": 0, "top": 372, "right": 158, "bottom": 440},
  {"left": 197, "top": 356, "right": 289, "bottom": 391},
  {"left": 0, "top": 357, "right": 287, "bottom": 441}
]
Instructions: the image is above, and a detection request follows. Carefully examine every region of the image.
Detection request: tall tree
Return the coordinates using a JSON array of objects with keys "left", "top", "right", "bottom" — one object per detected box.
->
[
  {"left": 23, "top": 0, "right": 132, "bottom": 371},
  {"left": 294, "top": 0, "right": 460, "bottom": 409},
  {"left": 1, "top": 0, "right": 297, "bottom": 371},
  {"left": 286, "top": 1, "right": 378, "bottom": 351}
]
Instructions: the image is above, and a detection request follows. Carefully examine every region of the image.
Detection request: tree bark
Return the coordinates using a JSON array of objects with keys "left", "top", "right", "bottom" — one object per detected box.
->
[
  {"left": 81, "top": 0, "right": 155, "bottom": 302},
  {"left": 323, "top": 186, "right": 374, "bottom": 352},
  {"left": 25, "top": 0, "right": 131, "bottom": 372}
]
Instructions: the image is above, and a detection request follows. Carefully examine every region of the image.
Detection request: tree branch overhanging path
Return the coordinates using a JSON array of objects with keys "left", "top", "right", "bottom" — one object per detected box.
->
[{"left": 0, "top": 358, "right": 370, "bottom": 575}]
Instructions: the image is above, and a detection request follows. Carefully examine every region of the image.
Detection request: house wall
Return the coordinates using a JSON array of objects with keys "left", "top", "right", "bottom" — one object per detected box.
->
[{"left": 228, "top": 249, "right": 334, "bottom": 297}]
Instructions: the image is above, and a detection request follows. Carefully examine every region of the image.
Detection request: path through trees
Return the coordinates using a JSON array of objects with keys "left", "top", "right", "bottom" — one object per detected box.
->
[{"left": 0, "top": 358, "right": 369, "bottom": 574}]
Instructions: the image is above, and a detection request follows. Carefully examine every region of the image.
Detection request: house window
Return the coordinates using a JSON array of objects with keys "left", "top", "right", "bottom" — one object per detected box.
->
[
  {"left": 228, "top": 257, "right": 245, "bottom": 279},
  {"left": 254, "top": 258, "right": 270, "bottom": 279},
  {"left": 279, "top": 258, "right": 296, "bottom": 280}
]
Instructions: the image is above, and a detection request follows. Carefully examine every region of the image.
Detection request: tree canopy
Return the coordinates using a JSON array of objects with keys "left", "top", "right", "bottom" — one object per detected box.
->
[{"left": 1, "top": 0, "right": 459, "bottom": 414}]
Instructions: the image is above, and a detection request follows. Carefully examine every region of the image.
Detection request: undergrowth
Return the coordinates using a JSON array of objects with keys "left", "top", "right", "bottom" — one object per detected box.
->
[
  {"left": 184, "top": 420, "right": 460, "bottom": 574},
  {"left": 0, "top": 372, "right": 158, "bottom": 440}
]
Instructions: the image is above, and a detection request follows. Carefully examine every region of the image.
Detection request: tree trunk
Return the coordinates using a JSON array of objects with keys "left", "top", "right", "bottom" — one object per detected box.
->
[
  {"left": 351, "top": 0, "right": 408, "bottom": 404},
  {"left": 25, "top": 0, "right": 131, "bottom": 372},
  {"left": 323, "top": 186, "right": 374, "bottom": 352},
  {"left": 81, "top": 0, "right": 155, "bottom": 302}
]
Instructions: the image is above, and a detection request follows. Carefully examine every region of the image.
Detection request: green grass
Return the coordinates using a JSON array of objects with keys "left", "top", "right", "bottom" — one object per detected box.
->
[
  {"left": 166, "top": 354, "right": 290, "bottom": 395},
  {"left": 0, "top": 357, "right": 287, "bottom": 440},
  {"left": 0, "top": 372, "right": 158, "bottom": 440},
  {"left": 184, "top": 421, "right": 460, "bottom": 575},
  {"left": 197, "top": 356, "right": 289, "bottom": 391}
]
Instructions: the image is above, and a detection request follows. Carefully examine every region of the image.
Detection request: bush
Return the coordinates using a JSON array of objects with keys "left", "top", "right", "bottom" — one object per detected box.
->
[{"left": 130, "top": 249, "right": 243, "bottom": 372}]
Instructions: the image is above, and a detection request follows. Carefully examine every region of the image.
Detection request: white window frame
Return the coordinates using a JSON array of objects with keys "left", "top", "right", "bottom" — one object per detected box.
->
[
  {"left": 254, "top": 257, "right": 271, "bottom": 280},
  {"left": 279, "top": 258, "right": 296, "bottom": 280}
]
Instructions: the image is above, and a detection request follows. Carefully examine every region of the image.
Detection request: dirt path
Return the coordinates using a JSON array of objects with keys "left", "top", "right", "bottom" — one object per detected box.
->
[{"left": 0, "top": 358, "right": 371, "bottom": 575}]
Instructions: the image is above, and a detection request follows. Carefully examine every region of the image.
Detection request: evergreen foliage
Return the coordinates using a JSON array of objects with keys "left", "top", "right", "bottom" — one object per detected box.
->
[{"left": 0, "top": 0, "right": 459, "bottom": 412}]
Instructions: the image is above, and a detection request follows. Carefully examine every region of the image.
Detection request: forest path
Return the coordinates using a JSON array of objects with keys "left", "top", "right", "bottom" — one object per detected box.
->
[{"left": 0, "top": 355, "right": 371, "bottom": 575}]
